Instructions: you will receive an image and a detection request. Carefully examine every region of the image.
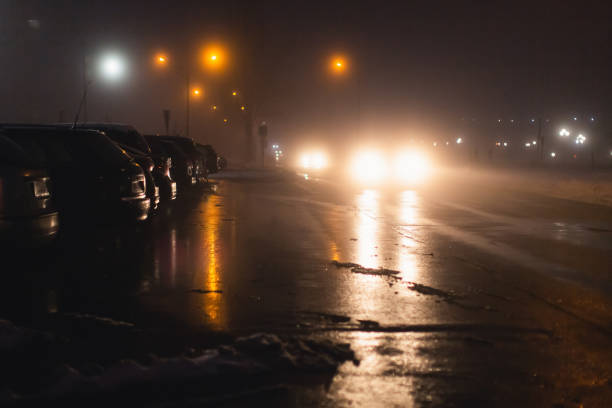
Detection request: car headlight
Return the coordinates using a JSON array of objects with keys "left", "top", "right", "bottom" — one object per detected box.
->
[
  {"left": 394, "top": 151, "right": 430, "bottom": 184},
  {"left": 300, "top": 152, "right": 327, "bottom": 170},
  {"left": 349, "top": 150, "right": 387, "bottom": 183}
]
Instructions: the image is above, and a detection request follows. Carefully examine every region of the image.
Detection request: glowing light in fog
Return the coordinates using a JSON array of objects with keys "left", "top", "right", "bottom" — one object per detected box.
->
[
  {"left": 300, "top": 152, "right": 327, "bottom": 170},
  {"left": 456, "top": 137, "right": 463, "bottom": 144},
  {"left": 394, "top": 151, "right": 431, "bottom": 184},
  {"left": 100, "top": 53, "right": 126, "bottom": 80},
  {"left": 350, "top": 150, "right": 386, "bottom": 183},
  {"left": 559, "top": 128, "right": 570, "bottom": 137},
  {"left": 550, "top": 152, "right": 556, "bottom": 158}
]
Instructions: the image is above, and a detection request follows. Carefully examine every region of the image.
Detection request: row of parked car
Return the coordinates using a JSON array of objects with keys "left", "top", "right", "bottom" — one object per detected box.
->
[{"left": 0, "top": 123, "right": 226, "bottom": 245}]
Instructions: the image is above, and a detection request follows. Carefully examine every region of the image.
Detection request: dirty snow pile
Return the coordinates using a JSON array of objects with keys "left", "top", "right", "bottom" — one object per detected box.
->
[{"left": 0, "top": 317, "right": 356, "bottom": 404}]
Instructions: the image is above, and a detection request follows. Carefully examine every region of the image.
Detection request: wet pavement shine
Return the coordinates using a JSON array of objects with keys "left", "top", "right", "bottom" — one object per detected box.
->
[{"left": 2, "top": 168, "right": 612, "bottom": 407}]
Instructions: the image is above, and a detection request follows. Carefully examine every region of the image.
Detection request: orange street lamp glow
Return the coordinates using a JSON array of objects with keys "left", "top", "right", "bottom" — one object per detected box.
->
[
  {"left": 232, "top": 90, "right": 238, "bottom": 96},
  {"left": 155, "top": 53, "right": 168, "bottom": 66},
  {"left": 240, "top": 105, "right": 246, "bottom": 111},
  {"left": 212, "top": 105, "right": 217, "bottom": 111},
  {"left": 203, "top": 44, "right": 228, "bottom": 72},
  {"left": 223, "top": 118, "right": 228, "bottom": 124},
  {"left": 330, "top": 56, "right": 347, "bottom": 74},
  {"left": 192, "top": 88, "right": 202, "bottom": 97}
]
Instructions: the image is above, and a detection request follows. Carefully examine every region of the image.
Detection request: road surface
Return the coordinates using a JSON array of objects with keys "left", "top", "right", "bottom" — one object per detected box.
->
[{"left": 2, "top": 168, "right": 612, "bottom": 407}]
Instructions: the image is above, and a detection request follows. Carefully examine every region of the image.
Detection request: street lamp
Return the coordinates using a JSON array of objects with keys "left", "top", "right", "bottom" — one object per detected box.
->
[
  {"left": 330, "top": 56, "right": 347, "bottom": 75},
  {"left": 559, "top": 128, "right": 570, "bottom": 137},
  {"left": 202, "top": 44, "right": 228, "bottom": 72},
  {"left": 99, "top": 53, "right": 126, "bottom": 81},
  {"left": 73, "top": 52, "right": 127, "bottom": 126},
  {"left": 155, "top": 53, "right": 168, "bottom": 66}
]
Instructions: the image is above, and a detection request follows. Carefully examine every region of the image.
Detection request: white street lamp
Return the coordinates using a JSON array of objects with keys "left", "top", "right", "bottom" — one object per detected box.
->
[{"left": 99, "top": 53, "right": 126, "bottom": 81}]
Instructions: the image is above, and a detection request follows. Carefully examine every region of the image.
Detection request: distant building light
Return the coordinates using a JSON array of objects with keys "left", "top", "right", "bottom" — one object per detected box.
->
[
  {"left": 530, "top": 118, "right": 535, "bottom": 123},
  {"left": 525, "top": 143, "right": 531, "bottom": 147},
  {"left": 532, "top": 140, "right": 537, "bottom": 145},
  {"left": 456, "top": 137, "right": 463, "bottom": 144},
  {"left": 559, "top": 128, "right": 570, "bottom": 137},
  {"left": 550, "top": 152, "right": 556, "bottom": 158},
  {"left": 433, "top": 142, "right": 438, "bottom": 147},
  {"left": 503, "top": 142, "right": 508, "bottom": 147},
  {"left": 573, "top": 116, "right": 578, "bottom": 121}
]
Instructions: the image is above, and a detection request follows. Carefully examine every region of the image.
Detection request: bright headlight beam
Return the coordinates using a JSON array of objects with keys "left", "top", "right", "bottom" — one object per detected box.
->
[
  {"left": 394, "top": 151, "right": 430, "bottom": 184},
  {"left": 350, "top": 150, "right": 387, "bottom": 183},
  {"left": 300, "top": 151, "right": 327, "bottom": 170}
]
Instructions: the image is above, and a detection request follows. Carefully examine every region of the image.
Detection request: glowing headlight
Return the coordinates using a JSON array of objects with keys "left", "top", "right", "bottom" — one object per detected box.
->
[
  {"left": 394, "top": 151, "right": 430, "bottom": 184},
  {"left": 350, "top": 150, "right": 387, "bottom": 183},
  {"left": 300, "top": 152, "right": 327, "bottom": 170}
]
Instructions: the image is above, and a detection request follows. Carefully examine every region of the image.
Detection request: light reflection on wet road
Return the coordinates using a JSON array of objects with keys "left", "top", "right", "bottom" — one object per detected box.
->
[{"left": 3, "top": 169, "right": 612, "bottom": 406}]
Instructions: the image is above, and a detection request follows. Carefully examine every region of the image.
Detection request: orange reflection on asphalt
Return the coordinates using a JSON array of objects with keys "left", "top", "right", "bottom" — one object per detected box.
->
[{"left": 193, "top": 194, "right": 226, "bottom": 329}]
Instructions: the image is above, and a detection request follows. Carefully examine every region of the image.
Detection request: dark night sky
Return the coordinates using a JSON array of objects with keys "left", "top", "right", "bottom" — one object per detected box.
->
[{"left": 1, "top": 0, "right": 610, "bottom": 154}]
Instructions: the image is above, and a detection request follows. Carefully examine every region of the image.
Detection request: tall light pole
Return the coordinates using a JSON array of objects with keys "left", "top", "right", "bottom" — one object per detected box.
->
[{"left": 74, "top": 52, "right": 126, "bottom": 127}]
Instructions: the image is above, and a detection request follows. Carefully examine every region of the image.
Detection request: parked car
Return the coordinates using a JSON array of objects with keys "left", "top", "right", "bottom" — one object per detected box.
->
[
  {"left": 196, "top": 143, "right": 221, "bottom": 174},
  {"left": 0, "top": 134, "right": 59, "bottom": 244},
  {"left": 145, "top": 136, "right": 196, "bottom": 191},
  {"left": 2, "top": 125, "right": 150, "bottom": 223},
  {"left": 217, "top": 155, "right": 227, "bottom": 170},
  {"left": 157, "top": 136, "right": 207, "bottom": 183},
  {"left": 61, "top": 123, "right": 161, "bottom": 213}
]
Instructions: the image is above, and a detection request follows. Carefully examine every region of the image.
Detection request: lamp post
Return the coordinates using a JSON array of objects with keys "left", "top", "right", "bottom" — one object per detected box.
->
[{"left": 74, "top": 52, "right": 126, "bottom": 127}]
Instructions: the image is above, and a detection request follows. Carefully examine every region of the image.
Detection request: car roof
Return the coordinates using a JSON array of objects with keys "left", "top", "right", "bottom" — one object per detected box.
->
[
  {"left": 56, "top": 122, "right": 137, "bottom": 132},
  {"left": 0, "top": 124, "right": 104, "bottom": 137}
]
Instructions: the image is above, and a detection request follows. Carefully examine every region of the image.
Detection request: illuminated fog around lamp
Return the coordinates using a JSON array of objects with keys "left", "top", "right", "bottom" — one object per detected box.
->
[{"left": 100, "top": 54, "right": 126, "bottom": 81}]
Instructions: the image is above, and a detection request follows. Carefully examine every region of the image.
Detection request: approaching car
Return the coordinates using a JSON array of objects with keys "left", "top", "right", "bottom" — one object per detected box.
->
[
  {"left": 157, "top": 136, "right": 207, "bottom": 183},
  {"left": 0, "top": 134, "right": 59, "bottom": 245},
  {"left": 196, "top": 143, "right": 221, "bottom": 174},
  {"left": 2, "top": 125, "right": 150, "bottom": 223},
  {"left": 145, "top": 136, "right": 196, "bottom": 191}
]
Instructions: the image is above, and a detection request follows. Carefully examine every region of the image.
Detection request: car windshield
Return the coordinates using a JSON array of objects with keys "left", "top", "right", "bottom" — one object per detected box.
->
[
  {"left": 165, "top": 138, "right": 197, "bottom": 155},
  {"left": 160, "top": 141, "right": 188, "bottom": 160},
  {"left": 5, "top": 130, "right": 132, "bottom": 168},
  {"left": 0, "top": 134, "right": 38, "bottom": 167},
  {"left": 82, "top": 126, "right": 151, "bottom": 154}
]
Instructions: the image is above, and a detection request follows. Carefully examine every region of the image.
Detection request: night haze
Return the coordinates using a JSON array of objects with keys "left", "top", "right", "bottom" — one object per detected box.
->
[
  {"left": 2, "top": 1, "right": 612, "bottom": 407},
  {"left": 2, "top": 1, "right": 611, "bottom": 152}
]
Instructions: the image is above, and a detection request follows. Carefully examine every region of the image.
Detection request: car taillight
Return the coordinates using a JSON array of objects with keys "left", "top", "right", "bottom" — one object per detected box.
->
[
  {"left": 30, "top": 177, "right": 51, "bottom": 199},
  {"left": 131, "top": 174, "right": 146, "bottom": 195},
  {"left": 165, "top": 158, "right": 172, "bottom": 177},
  {"left": 121, "top": 169, "right": 146, "bottom": 201}
]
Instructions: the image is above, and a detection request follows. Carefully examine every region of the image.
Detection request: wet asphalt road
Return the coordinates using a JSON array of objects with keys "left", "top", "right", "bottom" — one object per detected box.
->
[{"left": 3, "top": 168, "right": 612, "bottom": 407}]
